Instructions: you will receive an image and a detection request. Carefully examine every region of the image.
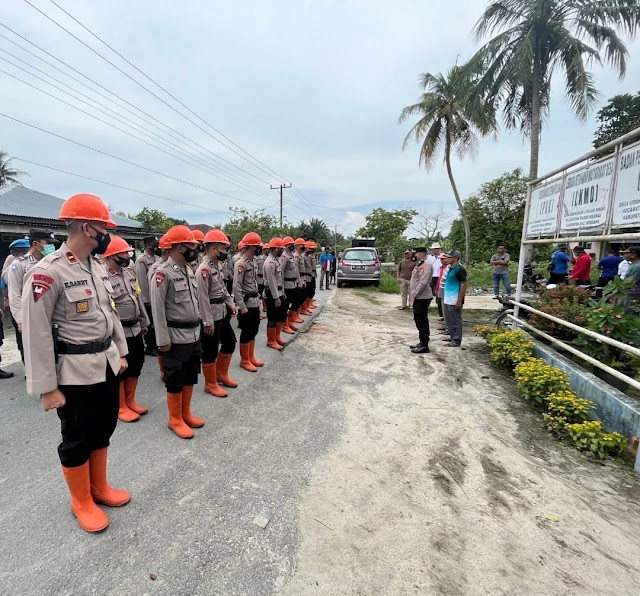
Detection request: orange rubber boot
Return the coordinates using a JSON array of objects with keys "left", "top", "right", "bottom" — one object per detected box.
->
[
  {"left": 203, "top": 362, "right": 227, "bottom": 397},
  {"left": 216, "top": 353, "right": 239, "bottom": 387},
  {"left": 282, "top": 316, "right": 296, "bottom": 334},
  {"left": 266, "top": 327, "right": 283, "bottom": 350},
  {"left": 62, "top": 463, "right": 110, "bottom": 533},
  {"left": 249, "top": 340, "right": 265, "bottom": 367},
  {"left": 300, "top": 301, "right": 313, "bottom": 315},
  {"left": 124, "top": 377, "right": 148, "bottom": 415},
  {"left": 239, "top": 343, "right": 258, "bottom": 372},
  {"left": 158, "top": 355, "right": 165, "bottom": 379},
  {"left": 117, "top": 382, "right": 139, "bottom": 423},
  {"left": 293, "top": 310, "right": 304, "bottom": 324},
  {"left": 182, "top": 385, "right": 205, "bottom": 428},
  {"left": 89, "top": 447, "right": 131, "bottom": 507},
  {"left": 275, "top": 323, "right": 288, "bottom": 346},
  {"left": 167, "top": 392, "right": 194, "bottom": 439}
]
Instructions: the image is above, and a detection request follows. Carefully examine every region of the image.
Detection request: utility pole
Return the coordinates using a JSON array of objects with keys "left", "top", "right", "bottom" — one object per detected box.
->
[
  {"left": 334, "top": 225, "right": 338, "bottom": 251},
  {"left": 270, "top": 183, "right": 292, "bottom": 228}
]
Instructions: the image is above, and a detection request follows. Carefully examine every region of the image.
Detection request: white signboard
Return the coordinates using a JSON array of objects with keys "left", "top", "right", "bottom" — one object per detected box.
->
[
  {"left": 527, "top": 178, "right": 562, "bottom": 236},
  {"left": 560, "top": 157, "right": 614, "bottom": 231},
  {"left": 612, "top": 141, "right": 640, "bottom": 227}
]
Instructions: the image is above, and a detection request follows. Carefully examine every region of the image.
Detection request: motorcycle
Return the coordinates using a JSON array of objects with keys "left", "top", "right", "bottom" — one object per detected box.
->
[
  {"left": 522, "top": 263, "right": 547, "bottom": 293},
  {"left": 494, "top": 294, "right": 534, "bottom": 329}
]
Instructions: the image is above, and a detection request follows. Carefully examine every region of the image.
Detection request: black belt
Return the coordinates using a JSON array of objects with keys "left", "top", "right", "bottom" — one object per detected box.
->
[
  {"left": 120, "top": 319, "right": 138, "bottom": 328},
  {"left": 57, "top": 337, "right": 112, "bottom": 355},
  {"left": 284, "top": 276, "right": 297, "bottom": 281},
  {"left": 209, "top": 297, "right": 224, "bottom": 304},
  {"left": 167, "top": 320, "right": 201, "bottom": 329},
  {"left": 243, "top": 291, "right": 259, "bottom": 300}
]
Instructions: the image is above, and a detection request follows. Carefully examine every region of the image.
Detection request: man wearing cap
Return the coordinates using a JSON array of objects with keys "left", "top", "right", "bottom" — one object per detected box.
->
[
  {"left": 427, "top": 243, "right": 443, "bottom": 303},
  {"left": 409, "top": 247, "right": 433, "bottom": 353},
  {"left": 8, "top": 229, "right": 59, "bottom": 364},
  {"left": 570, "top": 246, "right": 592, "bottom": 287},
  {"left": 441, "top": 250, "right": 467, "bottom": 348},
  {"left": 21, "top": 193, "right": 130, "bottom": 533},
  {"left": 150, "top": 225, "right": 204, "bottom": 440},
  {"left": 135, "top": 236, "right": 160, "bottom": 357},
  {"left": 397, "top": 249, "right": 417, "bottom": 310},
  {"left": 2, "top": 238, "right": 30, "bottom": 308}
]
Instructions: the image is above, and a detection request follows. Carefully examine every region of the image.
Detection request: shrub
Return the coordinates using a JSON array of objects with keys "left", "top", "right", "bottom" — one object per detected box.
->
[
  {"left": 473, "top": 325, "right": 507, "bottom": 340},
  {"left": 542, "top": 413, "right": 569, "bottom": 433},
  {"left": 378, "top": 271, "right": 400, "bottom": 294},
  {"left": 566, "top": 421, "right": 627, "bottom": 459},
  {"left": 545, "top": 390, "right": 594, "bottom": 423},
  {"left": 514, "top": 358, "right": 570, "bottom": 404},
  {"left": 487, "top": 331, "right": 534, "bottom": 368},
  {"left": 529, "top": 286, "right": 591, "bottom": 341}
]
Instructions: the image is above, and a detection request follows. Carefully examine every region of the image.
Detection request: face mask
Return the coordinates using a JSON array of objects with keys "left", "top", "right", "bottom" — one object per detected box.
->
[
  {"left": 88, "top": 224, "right": 111, "bottom": 256},
  {"left": 182, "top": 246, "right": 198, "bottom": 263},
  {"left": 114, "top": 256, "right": 131, "bottom": 268},
  {"left": 286, "top": 246, "right": 294, "bottom": 252},
  {"left": 39, "top": 243, "right": 56, "bottom": 257},
  {"left": 217, "top": 250, "right": 229, "bottom": 261},
  {"left": 254, "top": 246, "right": 263, "bottom": 256},
  {"left": 197, "top": 244, "right": 205, "bottom": 253},
  {"left": 277, "top": 249, "right": 284, "bottom": 257},
  {"left": 154, "top": 247, "right": 162, "bottom": 257}
]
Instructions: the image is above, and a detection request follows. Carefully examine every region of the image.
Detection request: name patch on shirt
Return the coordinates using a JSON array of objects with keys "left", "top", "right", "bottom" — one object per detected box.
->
[{"left": 64, "top": 279, "right": 89, "bottom": 288}]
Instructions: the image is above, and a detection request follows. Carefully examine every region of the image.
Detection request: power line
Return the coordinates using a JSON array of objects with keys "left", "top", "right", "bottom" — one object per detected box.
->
[
  {"left": 0, "top": 110, "right": 275, "bottom": 208},
  {"left": 23, "top": 0, "right": 276, "bottom": 185},
  {"left": 0, "top": 23, "right": 278, "bottom": 195},
  {"left": 0, "top": 51, "right": 276, "bottom": 201}
]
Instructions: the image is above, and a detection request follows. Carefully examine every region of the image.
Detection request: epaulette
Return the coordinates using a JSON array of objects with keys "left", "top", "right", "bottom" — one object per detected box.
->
[{"left": 37, "top": 251, "right": 63, "bottom": 270}]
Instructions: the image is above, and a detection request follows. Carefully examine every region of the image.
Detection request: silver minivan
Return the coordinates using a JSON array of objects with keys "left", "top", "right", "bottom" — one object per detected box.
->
[{"left": 337, "top": 247, "right": 381, "bottom": 287}]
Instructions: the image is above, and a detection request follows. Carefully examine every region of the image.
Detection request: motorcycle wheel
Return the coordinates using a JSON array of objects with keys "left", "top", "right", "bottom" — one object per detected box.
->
[{"left": 495, "top": 309, "right": 516, "bottom": 330}]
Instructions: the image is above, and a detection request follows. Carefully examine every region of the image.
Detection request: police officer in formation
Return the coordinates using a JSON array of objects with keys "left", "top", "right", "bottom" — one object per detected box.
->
[
  {"left": 134, "top": 235, "right": 160, "bottom": 357},
  {"left": 409, "top": 246, "right": 434, "bottom": 354},
  {"left": 13, "top": 192, "right": 323, "bottom": 533}
]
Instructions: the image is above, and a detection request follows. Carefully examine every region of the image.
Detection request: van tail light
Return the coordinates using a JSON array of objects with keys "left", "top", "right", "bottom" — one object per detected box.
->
[
  {"left": 340, "top": 260, "right": 346, "bottom": 266},
  {"left": 374, "top": 258, "right": 381, "bottom": 266}
]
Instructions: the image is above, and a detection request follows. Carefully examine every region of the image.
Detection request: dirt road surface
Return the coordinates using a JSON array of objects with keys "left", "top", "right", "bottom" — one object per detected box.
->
[{"left": 1, "top": 288, "right": 639, "bottom": 595}]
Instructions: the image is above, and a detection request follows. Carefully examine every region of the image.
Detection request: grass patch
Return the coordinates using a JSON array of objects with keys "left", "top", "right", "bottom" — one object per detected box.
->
[
  {"left": 378, "top": 271, "right": 400, "bottom": 294},
  {"left": 465, "top": 262, "right": 495, "bottom": 289},
  {"left": 353, "top": 289, "right": 382, "bottom": 304}
]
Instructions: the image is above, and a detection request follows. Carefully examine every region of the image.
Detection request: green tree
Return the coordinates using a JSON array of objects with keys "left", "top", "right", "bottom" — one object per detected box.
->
[
  {"left": 449, "top": 169, "right": 527, "bottom": 262},
  {"left": 356, "top": 208, "right": 417, "bottom": 259},
  {"left": 223, "top": 207, "right": 281, "bottom": 245},
  {"left": 593, "top": 91, "right": 640, "bottom": 148},
  {"left": 0, "top": 150, "right": 27, "bottom": 186},
  {"left": 399, "top": 66, "right": 495, "bottom": 264},
  {"left": 293, "top": 218, "right": 332, "bottom": 246},
  {"left": 469, "top": 0, "right": 640, "bottom": 180},
  {"left": 129, "top": 207, "right": 188, "bottom": 232}
]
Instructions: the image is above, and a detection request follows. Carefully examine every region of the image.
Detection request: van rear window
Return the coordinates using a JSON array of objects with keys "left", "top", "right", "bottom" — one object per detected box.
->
[{"left": 343, "top": 249, "right": 376, "bottom": 261}]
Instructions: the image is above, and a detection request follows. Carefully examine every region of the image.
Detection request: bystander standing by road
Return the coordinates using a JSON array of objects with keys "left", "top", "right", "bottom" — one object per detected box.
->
[
  {"left": 397, "top": 250, "right": 417, "bottom": 310},
  {"left": 623, "top": 246, "right": 640, "bottom": 313},
  {"left": 318, "top": 247, "right": 333, "bottom": 290},
  {"left": 596, "top": 249, "right": 623, "bottom": 296},
  {"left": 490, "top": 244, "right": 511, "bottom": 296},
  {"left": 548, "top": 244, "right": 570, "bottom": 284},
  {"left": 619, "top": 250, "right": 631, "bottom": 279},
  {"left": 570, "top": 246, "right": 592, "bottom": 287},
  {"left": 442, "top": 250, "right": 467, "bottom": 348}
]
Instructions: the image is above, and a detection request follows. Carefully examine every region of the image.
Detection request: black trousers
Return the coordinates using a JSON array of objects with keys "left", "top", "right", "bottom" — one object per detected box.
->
[
  {"left": 143, "top": 303, "right": 157, "bottom": 352},
  {"left": 286, "top": 288, "right": 302, "bottom": 311},
  {"left": 57, "top": 365, "right": 119, "bottom": 467},
  {"left": 0, "top": 317, "right": 4, "bottom": 364},
  {"left": 225, "top": 279, "right": 233, "bottom": 295},
  {"left": 265, "top": 295, "right": 288, "bottom": 325},
  {"left": 161, "top": 341, "right": 202, "bottom": 393},
  {"left": 10, "top": 313, "right": 23, "bottom": 363},
  {"left": 309, "top": 277, "right": 316, "bottom": 299},
  {"left": 258, "top": 283, "right": 265, "bottom": 298},
  {"left": 121, "top": 333, "right": 145, "bottom": 379},
  {"left": 237, "top": 307, "right": 260, "bottom": 343},
  {"left": 201, "top": 316, "right": 237, "bottom": 363},
  {"left": 413, "top": 298, "right": 432, "bottom": 347},
  {"left": 548, "top": 273, "right": 568, "bottom": 284}
]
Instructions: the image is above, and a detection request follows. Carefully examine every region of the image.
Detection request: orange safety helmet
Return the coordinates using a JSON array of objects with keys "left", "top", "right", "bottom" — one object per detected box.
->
[
  {"left": 269, "top": 237, "right": 285, "bottom": 249},
  {"left": 294, "top": 237, "right": 306, "bottom": 246},
  {"left": 283, "top": 236, "right": 295, "bottom": 246},
  {"left": 59, "top": 193, "right": 117, "bottom": 227},
  {"left": 204, "top": 228, "right": 230, "bottom": 245},
  {"left": 192, "top": 229, "right": 205, "bottom": 243},
  {"left": 164, "top": 225, "right": 196, "bottom": 245},
  {"left": 304, "top": 240, "right": 315, "bottom": 249},
  {"left": 158, "top": 234, "right": 171, "bottom": 250},
  {"left": 237, "top": 241, "right": 245, "bottom": 250},
  {"left": 242, "top": 232, "right": 262, "bottom": 247},
  {"left": 262, "top": 242, "right": 270, "bottom": 250},
  {"left": 102, "top": 235, "right": 132, "bottom": 258}
]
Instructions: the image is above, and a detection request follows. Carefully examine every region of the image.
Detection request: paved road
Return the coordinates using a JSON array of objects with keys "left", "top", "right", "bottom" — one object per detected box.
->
[{"left": 0, "top": 289, "right": 335, "bottom": 595}]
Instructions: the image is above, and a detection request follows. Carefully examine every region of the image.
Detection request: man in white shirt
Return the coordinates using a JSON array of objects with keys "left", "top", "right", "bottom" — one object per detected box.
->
[
  {"left": 619, "top": 251, "right": 631, "bottom": 279},
  {"left": 427, "top": 242, "right": 443, "bottom": 317}
]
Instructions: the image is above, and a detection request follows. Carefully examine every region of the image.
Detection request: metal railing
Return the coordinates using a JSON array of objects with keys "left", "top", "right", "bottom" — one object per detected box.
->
[{"left": 506, "top": 299, "right": 640, "bottom": 392}]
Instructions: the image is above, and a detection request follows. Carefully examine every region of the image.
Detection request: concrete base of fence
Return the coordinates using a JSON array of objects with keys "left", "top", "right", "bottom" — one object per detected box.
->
[{"left": 531, "top": 339, "right": 640, "bottom": 472}]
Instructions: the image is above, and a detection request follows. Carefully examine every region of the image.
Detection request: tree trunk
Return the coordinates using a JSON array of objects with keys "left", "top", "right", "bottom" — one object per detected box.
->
[
  {"left": 444, "top": 137, "right": 470, "bottom": 264},
  {"left": 529, "top": 75, "right": 542, "bottom": 181}
]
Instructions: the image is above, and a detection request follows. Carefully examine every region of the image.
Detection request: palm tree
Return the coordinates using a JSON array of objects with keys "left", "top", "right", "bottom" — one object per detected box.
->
[
  {"left": 399, "top": 66, "right": 495, "bottom": 263},
  {"left": 469, "top": 0, "right": 640, "bottom": 180},
  {"left": 0, "top": 150, "right": 27, "bottom": 186}
]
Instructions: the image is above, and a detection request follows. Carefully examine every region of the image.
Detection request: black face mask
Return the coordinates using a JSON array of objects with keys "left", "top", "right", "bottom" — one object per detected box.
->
[
  {"left": 153, "top": 247, "right": 162, "bottom": 257},
  {"left": 277, "top": 249, "right": 284, "bottom": 257},
  {"left": 286, "top": 246, "right": 294, "bottom": 252},
  {"left": 114, "top": 256, "right": 131, "bottom": 268},
  {"left": 88, "top": 224, "right": 111, "bottom": 256},
  {"left": 197, "top": 244, "right": 205, "bottom": 253},
  {"left": 182, "top": 246, "right": 198, "bottom": 263},
  {"left": 217, "top": 250, "right": 229, "bottom": 261},
  {"left": 254, "top": 246, "right": 263, "bottom": 256}
]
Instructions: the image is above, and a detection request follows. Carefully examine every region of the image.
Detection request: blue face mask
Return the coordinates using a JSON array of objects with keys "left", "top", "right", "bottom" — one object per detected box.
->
[{"left": 42, "top": 243, "right": 56, "bottom": 257}]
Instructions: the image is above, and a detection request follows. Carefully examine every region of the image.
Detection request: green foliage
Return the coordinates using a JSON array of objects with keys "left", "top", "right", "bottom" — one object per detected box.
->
[
  {"left": 566, "top": 421, "right": 627, "bottom": 459},
  {"left": 355, "top": 208, "right": 417, "bottom": 259},
  {"left": 291, "top": 218, "right": 336, "bottom": 247},
  {"left": 0, "top": 150, "right": 28, "bottom": 186},
  {"left": 529, "top": 286, "right": 591, "bottom": 341},
  {"left": 594, "top": 92, "right": 640, "bottom": 149},
  {"left": 223, "top": 207, "right": 281, "bottom": 245},
  {"left": 473, "top": 325, "right": 507, "bottom": 340},
  {"left": 378, "top": 271, "right": 401, "bottom": 294},
  {"left": 130, "top": 207, "right": 188, "bottom": 233},
  {"left": 514, "top": 358, "right": 570, "bottom": 404},
  {"left": 487, "top": 330, "right": 534, "bottom": 368},
  {"left": 448, "top": 169, "right": 527, "bottom": 262},
  {"left": 546, "top": 390, "right": 594, "bottom": 423}
]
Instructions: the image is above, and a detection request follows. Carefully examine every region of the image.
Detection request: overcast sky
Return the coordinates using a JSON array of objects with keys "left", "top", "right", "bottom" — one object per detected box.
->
[{"left": 2, "top": 0, "right": 640, "bottom": 235}]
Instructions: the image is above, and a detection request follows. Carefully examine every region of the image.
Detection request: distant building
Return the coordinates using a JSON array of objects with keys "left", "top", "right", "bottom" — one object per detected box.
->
[{"left": 0, "top": 184, "right": 146, "bottom": 265}]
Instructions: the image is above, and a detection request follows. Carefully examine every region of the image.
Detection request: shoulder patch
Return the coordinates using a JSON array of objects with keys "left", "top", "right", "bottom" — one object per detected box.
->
[
  {"left": 33, "top": 273, "right": 54, "bottom": 285},
  {"left": 238, "top": 264, "right": 245, "bottom": 272},
  {"left": 201, "top": 269, "right": 209, "bottom": 279},
  {"left": 109, "top": 268, "right": 116, "bottom": 275},
  {"left": 155, "top": 272, "right": 166, "bottom": 286},
  {"left": 32, "top": 281, "right": 50, "bottom": 302}
]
